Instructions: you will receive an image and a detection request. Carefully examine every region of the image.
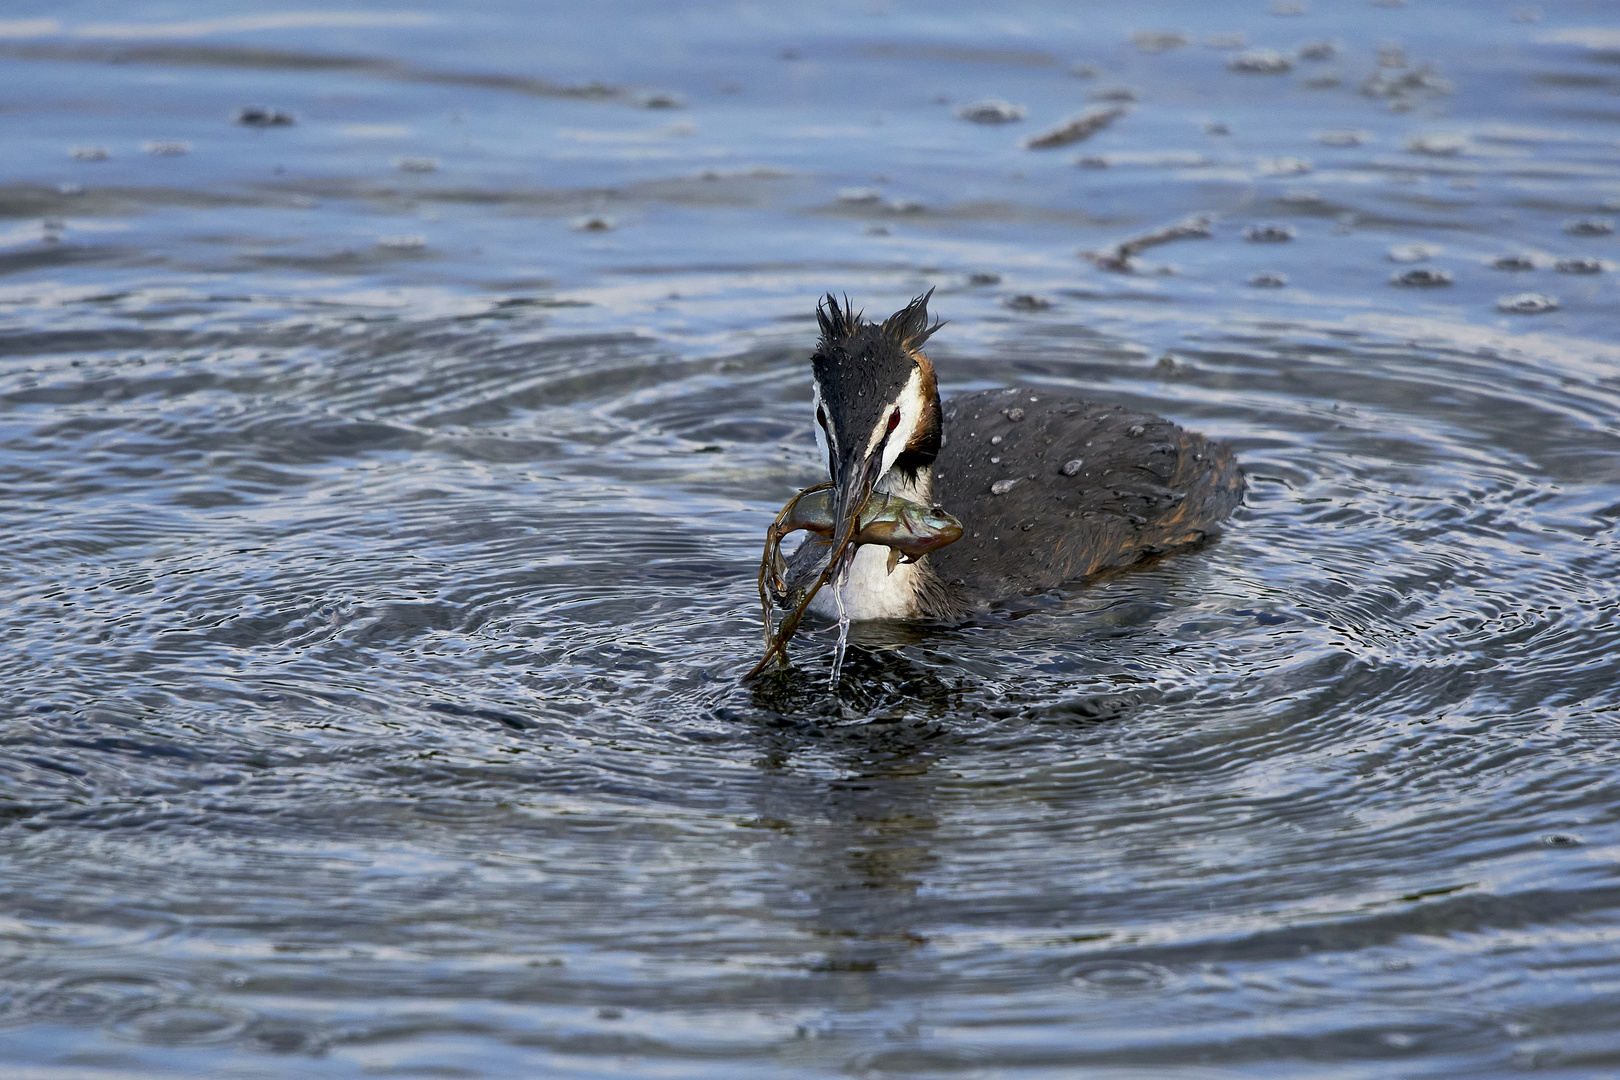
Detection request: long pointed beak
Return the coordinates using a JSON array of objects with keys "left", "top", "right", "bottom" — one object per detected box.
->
[{"left": 828, "top": 446, "right": 881, "bottom": 568}]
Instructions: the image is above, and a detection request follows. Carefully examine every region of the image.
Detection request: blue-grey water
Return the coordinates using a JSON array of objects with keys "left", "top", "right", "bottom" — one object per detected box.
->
[{"left": 3, "top": 1, "right": 1620, "bottom": 1077}]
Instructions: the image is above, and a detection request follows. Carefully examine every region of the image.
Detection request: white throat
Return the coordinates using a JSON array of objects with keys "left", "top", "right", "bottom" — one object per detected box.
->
[{"left": 806, "top": 464, "right": 934, "bottom": 621}]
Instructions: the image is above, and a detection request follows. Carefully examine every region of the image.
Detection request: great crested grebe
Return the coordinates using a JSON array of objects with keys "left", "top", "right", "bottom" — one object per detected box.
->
[{"left": 780, "top": 291, "right": 1245, "bottom": 621}]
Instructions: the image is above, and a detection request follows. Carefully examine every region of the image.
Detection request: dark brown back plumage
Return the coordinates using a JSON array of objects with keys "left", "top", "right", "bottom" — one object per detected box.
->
[{"left": 917, "top": 389, "right": 1244, "bottom": 618}]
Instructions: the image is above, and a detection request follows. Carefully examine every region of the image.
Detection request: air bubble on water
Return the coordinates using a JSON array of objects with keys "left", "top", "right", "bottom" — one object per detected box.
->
[
  {"left": 1564, "top": 218, "right": 1614, "bottom": 237},
  {"left": 1245, "top": 224, "right": 1295, "bottom": 242},
  {"left": 1556, "top": 257, "right": 1603, "bottom": 274},
  {"left": 1389, "top": 243, "right": 1440, "bottom": 263},
  {"left": 1229, "top": 50, "right": 1293, "bottom": 74},
  {"left": 1497, "top": 292, "right": 1559, "bottom": 313},
  {"left": 957, "top": 100, "right": 1025, "bottom": 124},
  {"left": 1390, "top": 267, "right": 1451, "bottom": 287}
]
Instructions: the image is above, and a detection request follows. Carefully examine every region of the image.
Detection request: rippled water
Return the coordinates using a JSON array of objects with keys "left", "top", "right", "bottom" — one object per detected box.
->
[{"left": 4, "top": 1, "right": 1620, "bottom": 1076}]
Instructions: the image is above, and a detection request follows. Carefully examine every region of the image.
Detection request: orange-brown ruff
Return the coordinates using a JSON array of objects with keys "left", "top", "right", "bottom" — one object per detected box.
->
[{"left": 783, "top": 292, "right": 1245, "bottom": 620}]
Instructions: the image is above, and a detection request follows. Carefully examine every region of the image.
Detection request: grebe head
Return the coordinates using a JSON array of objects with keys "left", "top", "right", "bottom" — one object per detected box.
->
[{"left": 810, "top": 290, "right": 945, "bottom": 558}]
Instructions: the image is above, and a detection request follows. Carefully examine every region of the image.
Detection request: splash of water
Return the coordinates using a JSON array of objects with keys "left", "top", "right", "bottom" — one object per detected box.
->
[{"left": 829, "top": 553, "right": 851, "bottom": 693}]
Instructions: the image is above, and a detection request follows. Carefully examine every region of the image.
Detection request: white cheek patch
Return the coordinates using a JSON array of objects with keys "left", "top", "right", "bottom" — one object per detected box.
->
[
  {"left": 812, "top": 383, "right": 835, "bottom": 472},
  {"left": 873, "top": 368, "right": 926, "bottom": 476}
]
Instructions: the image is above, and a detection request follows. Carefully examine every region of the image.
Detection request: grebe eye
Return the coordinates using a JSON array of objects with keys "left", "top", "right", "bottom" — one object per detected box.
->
[
  {"left": 816, "top": 406, "right": 827, "bottom": 429},
  {"left": 887, "top": 408, "right": 901, "bottom": 433}
]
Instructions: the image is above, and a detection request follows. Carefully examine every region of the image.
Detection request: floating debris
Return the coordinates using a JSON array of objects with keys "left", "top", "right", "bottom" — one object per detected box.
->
[
  {"left": 1259, "top": 156, "right": 1312, "bottom": 176},
  {"left": 836, "top": 187, "right": 883, "bottom": 204},
  {"left": 236, "top": 106, "right": 295, "bottom": 127},
  {"left": 1317, "top": 129, "right": 1371, "bottom": 146},
  {"left": 1564, "top": 218, "right": 1615, "bottom": 237},
  {"left": 1491, "top": 255, "right": 1536, "bottom": 270},
  {"left": 1023, "top": 106, "right": 1128, "bottom": 149},
  {"left": 1497, "top": 292, "right": 1559, "bottom": 313},
  {"left": 376, "top": 234, "right": 427, "bottom": 250},
  {"left": 1406, "top": 133, "right": 1468, "bottom": 156},
  {"left": 967, "top": 271, "right": 1001, "bottom": 286},
  {"left": 1229, "top": 50, "right": 1293, "bottom": 74},
  {"left": 1085, "top": 215, "right": 1212, "bottom": 271},
  {"left": 1388, "top": 243, "right": 1441, "bottom": 262},
  {"left": 141, "top": 141, "right": 190, "bottom": 156},
  {"left": 1391, "top": 267, "right": 1453, "bottom": 286},
  {"left": 1003, "top": 294, "right": 1051, "bottom": 311},
  {"left": 1298, "top": 41, "right": 1338, "bottom": 61},
  {"left": 1555, "top": 257, "right": 1603, "bottom": 274},
  {"left": 957, "top": 100, "right": 1026, "bottom": 124},
  {"left": 1206, "top": 33, "right": 1246, "bottom": 49},
  {"left": 572, "top": 215, "right": 615, "bottom": 232},
  {"left": 69, "top": 146, "right": 110, "bottom": 161},
  {"left": 393, "top": 156, "right": 439, "bottom": 173},
  {"left": 1249, "top": 272, "right": 1289, "bottom": 287},
  {"left": 1132, "top": 30, "right": 1189, "bottom": 53},
  {"left": 1245, "top": 224, "right": 1296, "bottom": 242}
]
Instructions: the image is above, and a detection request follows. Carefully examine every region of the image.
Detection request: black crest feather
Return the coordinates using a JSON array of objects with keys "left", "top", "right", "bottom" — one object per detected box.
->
[
  {"left": 816, "top": 290, "right": 943, "bottom": 352},
  {"left": 880, "top": 288, "right": 945, "bottom": 350},
  {"left": 816, "top": 293, "right": 861, "bottom": 345}
]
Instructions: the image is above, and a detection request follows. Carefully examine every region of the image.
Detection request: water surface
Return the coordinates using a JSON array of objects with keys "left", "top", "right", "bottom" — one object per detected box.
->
[{"left": 3, "top": 1, "right": 1620, "bottom": 1076}]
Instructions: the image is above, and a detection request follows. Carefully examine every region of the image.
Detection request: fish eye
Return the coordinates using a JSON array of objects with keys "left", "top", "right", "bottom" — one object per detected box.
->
[{"left": 886, "top": 408, "right": 901, "bottom": 433}]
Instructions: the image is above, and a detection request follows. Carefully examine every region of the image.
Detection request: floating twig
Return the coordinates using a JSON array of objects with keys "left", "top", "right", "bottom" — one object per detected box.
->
[
  {"left": 1023, "top": 106, "right": 1128, "bottom": 150},
  {"left": 1084, "top": 214, "right": 1212, "bottom": 272}
]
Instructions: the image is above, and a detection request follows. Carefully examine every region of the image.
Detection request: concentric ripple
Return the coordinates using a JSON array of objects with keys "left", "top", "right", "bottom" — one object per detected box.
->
[{"left": 4, "top": 0, "right": 1620, "bottom": 1076}]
